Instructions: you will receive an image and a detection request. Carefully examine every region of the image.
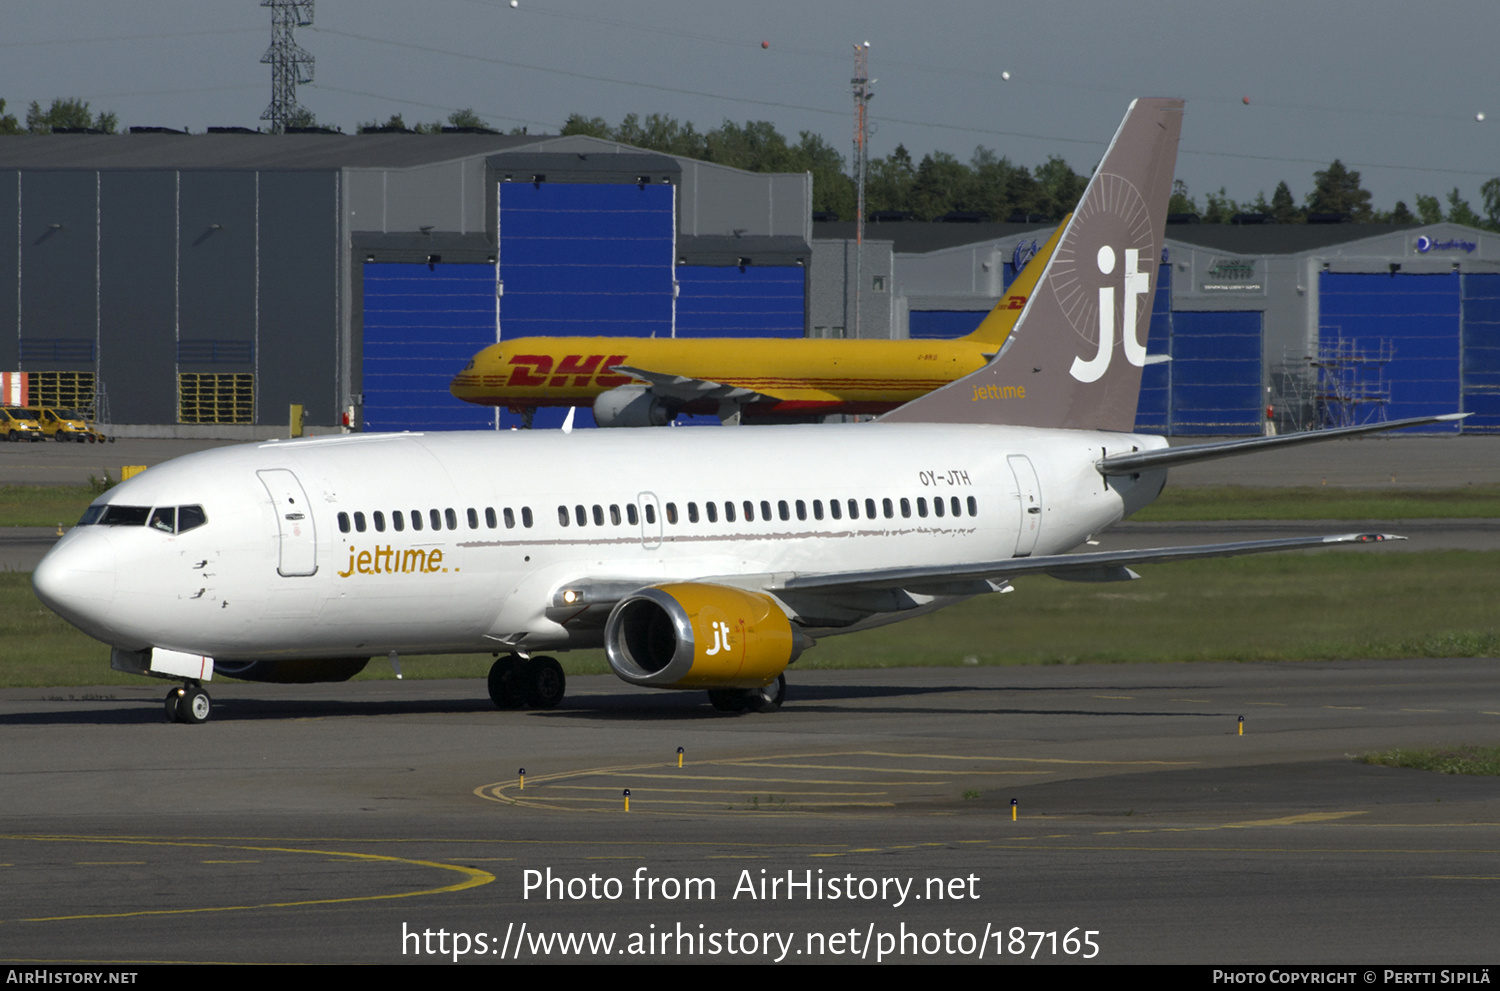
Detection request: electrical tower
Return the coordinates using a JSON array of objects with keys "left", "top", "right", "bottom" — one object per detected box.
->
[
  {"left": 260, "top": 0, "right": 316, "bottom": 133},
  {"left": 851, "top": 42, "right": 872, "bottom": 338}
]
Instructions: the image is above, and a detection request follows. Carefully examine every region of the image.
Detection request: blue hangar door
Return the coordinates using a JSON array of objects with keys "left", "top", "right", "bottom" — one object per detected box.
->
[
  {"left": 1461, "top": 273, "right": 1500, "bottom": 432},
  {"left": 1319, "top": 272, "right": 1461, "bottom": 432},
  {"left": 674, "top": 265, "right": 805, "bottom": 339},
  {"left": 361, "top": 263, "right": 498, "bottom": 432},
  {"left": 496, "top": 181, "right": 676, "bottom": 429}
]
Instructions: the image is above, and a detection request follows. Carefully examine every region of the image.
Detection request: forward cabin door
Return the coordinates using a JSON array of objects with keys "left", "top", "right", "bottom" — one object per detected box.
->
[
  {"left": 1007, "top": 455, "right": 1043, "bottom": 557},
  {"left": 257, "top": 469, "right": 318, "bottom": 576}
]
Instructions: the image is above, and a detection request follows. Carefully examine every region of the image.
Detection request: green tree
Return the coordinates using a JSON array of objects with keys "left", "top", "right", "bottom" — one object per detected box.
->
[
  {"left": 1306, "top": 160, "right": 1372, "bottom": 221},
  {"left": 0, "top": 98, "right": 20, "bottom": 135},
  {"left": 1415, "top": 194, "right": 1444, "bottom": 225},
  {"left": 284, "top": 106, "right": 316, "bottom": 129},
  {"left": 1444, "top": 188, "right": 1483, "bottom": 228},
  {"left": 1388, "top": 200, "right": 1416, "bottom": 224},
  {"left": 1269, "top": 181, "right": 1303, "bottom": 223},
  {"left": 1202, "top": 187, "right": 1239, "bottom": 224},
  {"left": 1481, "top": 178, "right": 1500, "bottom": 231},
  {"left": 560, "top": 113, "right": 611, "bottom": 139},
  {"left": 446, "top": 108, "right": 490, "bottom": 130},
  {"left": 788, "top": 131, "right": 853, "bottom": 219},
  {"left": 25, "top": 97, "right": 117, "bottom": 133},
  {"left": 1033, "top": 155, "right": 1087, "bottom": 219},
  {"left": 908, "top": 151, "right": 973, "bottom": 220},
  {"left": 1168, "top": 179, "right": 1198, "bottom": 216},
  {"left": 865, "top": 144, "right": 916, "bottom": 215}
]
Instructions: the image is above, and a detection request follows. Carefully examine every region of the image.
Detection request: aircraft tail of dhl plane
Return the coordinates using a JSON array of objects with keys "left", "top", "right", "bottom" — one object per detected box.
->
[
  {"left": 448, "top": 220, "right": 1068, "bottom": 426},
  {"left": 33, "top": 98, "right": 1460, "bottom": 723}
]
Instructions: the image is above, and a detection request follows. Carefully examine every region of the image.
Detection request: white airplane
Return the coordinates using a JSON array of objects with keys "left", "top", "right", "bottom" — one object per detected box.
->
[{"left": 31, "top": 99, "right": 1456, "bottom": 724}]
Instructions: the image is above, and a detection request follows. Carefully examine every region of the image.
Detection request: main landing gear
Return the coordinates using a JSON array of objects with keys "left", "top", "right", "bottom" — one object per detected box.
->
[
  {"left": 707, "top": 673, "right": 786, "bottom": 714},
  {"left": 488, "top": 654, "right": 565, "bottom": 710},
  {"left": 164, "top": 682, "right": 212, "bottom": 724}
]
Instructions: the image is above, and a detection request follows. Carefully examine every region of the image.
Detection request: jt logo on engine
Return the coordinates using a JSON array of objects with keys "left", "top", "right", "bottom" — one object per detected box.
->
[
  {"left": 704, "top": 620, "right": 734, "bottom": 656},
  {"left": 1069, "top": 246, "right": 1150, "bottom": 384}
]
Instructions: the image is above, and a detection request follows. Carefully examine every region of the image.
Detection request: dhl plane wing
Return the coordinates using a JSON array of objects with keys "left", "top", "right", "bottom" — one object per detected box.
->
[{"left": 449, "top": 220, "right": 1066, "bottom": 426}]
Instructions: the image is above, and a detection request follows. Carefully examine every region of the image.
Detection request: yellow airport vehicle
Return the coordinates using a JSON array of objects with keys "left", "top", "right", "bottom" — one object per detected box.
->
[
  {"left": 1, "top": 406, "right": 44, "bottom": 442},
  {"left": 28, "top": 407, "right": 107, "bottom": 443},
  {"left": 451, "top": 221, "right": 1065, "bottom": 426}
]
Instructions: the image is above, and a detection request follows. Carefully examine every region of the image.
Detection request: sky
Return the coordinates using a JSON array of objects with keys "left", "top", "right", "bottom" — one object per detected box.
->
[{"left": 3, "top": 0, "right": 1497, "bottom": 215}]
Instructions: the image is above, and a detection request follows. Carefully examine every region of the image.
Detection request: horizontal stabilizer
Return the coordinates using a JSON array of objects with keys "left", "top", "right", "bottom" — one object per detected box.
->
[
  {"left": 1097, "top": 413, "right": 1469, "bottom": 476},
  {"left": 780, "top": 532, "right": 1404, "bottom": 594}
]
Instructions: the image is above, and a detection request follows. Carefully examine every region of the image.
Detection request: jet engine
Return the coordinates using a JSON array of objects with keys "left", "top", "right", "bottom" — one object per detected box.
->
[
  {"left": 593, "top": 384, "right": 673, "bottom": 428},
  {"left": 604, "top": 584, "right": 803, "bottom": 689},
  {"left": 215, "top": 657, "right": 371, "bottom": 684}
]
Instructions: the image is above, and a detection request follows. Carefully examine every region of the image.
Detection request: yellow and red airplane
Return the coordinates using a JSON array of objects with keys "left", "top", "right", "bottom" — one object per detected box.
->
[{"left": 449, "top": 221, "right": 1065, "bottom": 426}]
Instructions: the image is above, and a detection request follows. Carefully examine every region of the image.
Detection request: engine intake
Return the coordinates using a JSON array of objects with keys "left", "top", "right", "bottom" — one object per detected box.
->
[
  {"left": 604, "top": 584, "right": 801, "bottom": 689},
  {"left": 593, "top": 384, "right": 672, "bottom": 428}
]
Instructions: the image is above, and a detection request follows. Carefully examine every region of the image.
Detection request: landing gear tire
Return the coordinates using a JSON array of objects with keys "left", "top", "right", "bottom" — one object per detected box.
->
[
  {"left": 745, "top": 674, "right": 786, "bottom": 713},
  {"left": 521, "top": 656, "right": 566, "bottom": 709},
  {"left": 164, "top": 689, "right": 181, "bottom": 722},
  {"left": 177, "top": 685, "right": 211, "bottom": 723},
  {"left": 487, "top": 656, "right": 527, "bottom": 709}
]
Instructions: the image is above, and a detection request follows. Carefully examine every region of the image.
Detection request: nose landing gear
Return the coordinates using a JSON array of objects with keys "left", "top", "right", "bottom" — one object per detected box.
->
[{"left": 164, "top": 683, "right": 212, "bottom": 724}]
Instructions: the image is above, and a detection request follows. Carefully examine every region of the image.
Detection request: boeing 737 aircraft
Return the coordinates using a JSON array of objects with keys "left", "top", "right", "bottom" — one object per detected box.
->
[
  {"left": 32, "top": 99, "right": 1453, "bottom": 724},
  {"left": 447, "top": 222, "right": 1065, "bottom": 427}
]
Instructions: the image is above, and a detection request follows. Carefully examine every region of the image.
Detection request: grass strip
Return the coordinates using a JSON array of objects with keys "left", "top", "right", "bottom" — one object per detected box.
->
[
  {"left": 1361, "top": 746, "right": 1500, "bottom": 776},
  {"left": 0, "top": 480, "right": 113, "bottom": 528},
  {"left": 1135, "top": 485, "right": 1500, "bottom": 521},
  {"left": 3, "top": 550, "right": 1497, "bottom": 687}
]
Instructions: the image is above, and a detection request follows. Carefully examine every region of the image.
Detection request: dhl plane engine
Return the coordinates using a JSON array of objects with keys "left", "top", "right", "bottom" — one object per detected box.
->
[{"left": 604, "top": 584, "right": 805, "bottom": 711}]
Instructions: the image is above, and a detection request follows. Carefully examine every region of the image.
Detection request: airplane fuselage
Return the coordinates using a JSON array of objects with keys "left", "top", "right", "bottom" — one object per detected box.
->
[
  {"left": 450, "top": 336, "right": 1001, "bottom": 418},
  {"left": 34, "top": 424, "right": 1166, "bottom": 665}
]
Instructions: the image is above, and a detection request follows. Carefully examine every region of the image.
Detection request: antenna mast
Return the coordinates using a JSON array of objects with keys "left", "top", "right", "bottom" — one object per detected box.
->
[
  {"left": 260, "top": 0, "right": 316, "bottom": 133},
  {"left": 851, "top": 42, "right": 872, "bottom": 338}
]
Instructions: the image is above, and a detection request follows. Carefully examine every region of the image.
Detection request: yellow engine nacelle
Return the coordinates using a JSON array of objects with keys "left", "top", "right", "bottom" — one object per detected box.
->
[{"left": 604, "top": 584, "right": 802, "bottom": 689}]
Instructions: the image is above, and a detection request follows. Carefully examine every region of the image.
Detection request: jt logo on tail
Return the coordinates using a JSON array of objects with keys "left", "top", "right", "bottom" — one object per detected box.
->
[{"left": 1070, "top": 246, "right": 1152, "bottom": 384}]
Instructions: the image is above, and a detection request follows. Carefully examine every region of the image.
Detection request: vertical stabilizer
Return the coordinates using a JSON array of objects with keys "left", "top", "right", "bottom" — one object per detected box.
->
[
  {"left": 883, "top": 98, "right": 1184, "bottom": 431},
  {"left": 961, "top": 217, "right": 1068, "bottom": 346}
]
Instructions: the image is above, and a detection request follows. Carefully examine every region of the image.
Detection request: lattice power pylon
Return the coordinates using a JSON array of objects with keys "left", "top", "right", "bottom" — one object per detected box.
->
[{"left": 260, "top": 0, "right": 316, "bottom": 133}]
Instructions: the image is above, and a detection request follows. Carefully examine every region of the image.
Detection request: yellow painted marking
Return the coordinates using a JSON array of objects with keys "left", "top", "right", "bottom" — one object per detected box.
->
[
  {"left": 1094, "top": 695, "right": 1134, "bottom": 700},
  {"left": 1427, "top": 875, "right": 1500, "bottom": 880},
  {"left": 599, "top": 772, "right": 957, "bottom": 785},
  {"left": 1400, "top": 708, "right": 1444, "bottom": 713},
  {"left": 201, "top": 860, "right": 259, "bottom": 864},
  {"left": 1, "top": 835, "right": 493, "bottom": 923},
  {"left": 76, "top": 861, "right": 146, "bottom": 865},
  {"left": 549, "top": 786, "right": 888, "bottom": 796},
  {"left": 1482, "top": 711, "right": 1500, "bottom": 716},
  {"left": 1323, "top": 706, "right": 1364, "bottom": 710},
  {"left": 1247, "top": 702, "right": 1286, "bottom": 706},
  {"left": 1171, "top": 698, "right": 1210, "bottom": 703}
]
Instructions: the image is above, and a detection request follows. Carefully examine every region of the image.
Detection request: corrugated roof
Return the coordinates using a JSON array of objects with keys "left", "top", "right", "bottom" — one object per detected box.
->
[
  {"left": 813, "top": 220, "right": 1054, "bottom": 255},
  {"left": 1162, "top": 222, "right": 1420, "bottom": 253},
  {"left": 0, "top": 132, "right": 547, "bottom": 171}
]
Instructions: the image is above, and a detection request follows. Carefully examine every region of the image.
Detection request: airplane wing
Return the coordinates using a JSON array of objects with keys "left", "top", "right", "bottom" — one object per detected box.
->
[
  {"left": 611, "top": 364, "right": 778, "bottom": 404},
  {"left": 1098, "top": 413, "right": 1468, "bottom": 476},
  {"left": 775, "top": 532, "right": 1403, "bottom": 596}
]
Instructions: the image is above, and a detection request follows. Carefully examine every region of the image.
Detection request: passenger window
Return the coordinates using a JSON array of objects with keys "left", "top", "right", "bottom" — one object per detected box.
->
[
  {"left": 522, "top": 507, "right": 534, "bottom": 528},
  {"left": 829, "top": 499, "right": 841, "bottom": 520},
  {"left": 916, "top": 497, "right": 928, "bottom": 518},
  {"left": 558, "top": 506, "right": 570, "bottom": 527},
  {"left": 467, "top": 508, "right": 479, "bottom": 529},
  {"left": 592, "top": 505, "right": 604, "bottom": 526},
  {"left": 705, "top": 502, "right": 717, "bottom": 523},
  {"left": 761, "top": 500, "right": 772, "bottom": 521},
  {"left": 644, "top": 504, "right": 655, "bottom": 525},
  {"left": 778, "top": 500, "right": 790, "bottom": 522},
  {"left": 688, "top": 502, "right": 699, "bottom": 524},
  {"left": 374, "top": 511, "right": 386, "bottom": 532},
  {"left": 866, "top": 498, "right": 877, "bottom": 519},
  {"left": 445, "top": 508, "right": 457, "bottom": 530},
  {"left": 149, "top": 507, "right": 176, "bottom": 533},
  {"left": 486, "top": 507, "right": 497, "bottom": 529},
  {"left": 575, "top": 505, "right": 587, "bottom": 527},
  {"left": 847, "top": 499, "right": 859, "bottom": 520},
  {"left": 610, "top": 504, "right": 621, "bottom": 526},
  {"left": 665, "top": 503, "right": 678, "bottom": 524},
  {"left": 338, "top": 511, "right": 350, "bottom": 534},
  {"left": 900, "top": 498, "right": 911, "bottom": 519},
  {"left": 951, "top": 496, "right": 961, "bottom": 517},
  {"left": 743, "top": 501, "right": 755, "bottom": 522},
  {"left": 354, "top": 512, "right": 367, "bottom": 532},
  {"left": 723, "top": 501, "right": 735, "bottom": 522},
  {"left": 411, "top": 510, "right": 423, "bottom": 531},
  {"left": 429, "top": 509, "right": 442, "bottom": 530},
  {"left": 178, "top": 505, "right": 207, "bottom": 533},
  {"left": 934, "top": 497, "right": 945, "bottom": 517},
  {"left": 883, "top": 498, "right": 894, "bottom": 519},
  {"left": 967, "top": 496, "right": 978, "bottom": 517},
  {"left": 796, "top": 500, "right": 807, "bottom": 521},
  {"left": 393, "top": 511, "right": 406, "bottom": 532},
  {"left": 812, "top": 500, "right": 823, "bottom": 521},
  {"left": 627, "top": 504, "right": 639, "bottom": 525},
  {"left": 503, "top": 507, "right": 515, "bottom": 529}
]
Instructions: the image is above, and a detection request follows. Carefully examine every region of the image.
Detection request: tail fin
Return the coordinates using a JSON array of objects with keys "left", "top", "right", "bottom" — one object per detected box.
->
[
  {"left": 961, "top": 217, "right": 1069, "bottom": 346},
  {"left": 884, "top": 98, "right": 1184, "bottom": 431}
]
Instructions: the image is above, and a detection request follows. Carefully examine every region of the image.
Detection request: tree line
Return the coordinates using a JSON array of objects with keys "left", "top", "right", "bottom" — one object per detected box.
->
[{"left": 8, "top": 96, "right": 1500, "bottom": 230}]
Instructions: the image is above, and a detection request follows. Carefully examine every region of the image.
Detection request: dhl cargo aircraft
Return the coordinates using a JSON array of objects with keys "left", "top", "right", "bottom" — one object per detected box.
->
[
  {"left": 32, "top": 99, "right": 1455, "bottom": 724},
  {"left": 448, "top": 222, "right": 1066, "bottom": 427}
]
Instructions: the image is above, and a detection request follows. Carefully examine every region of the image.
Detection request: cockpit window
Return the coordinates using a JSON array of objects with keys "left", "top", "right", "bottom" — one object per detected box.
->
[
  {"left": 78, "top": 505, "right": 106, "bottom": 526},
  {"left": 99, "top": 505, "right": 151, "bottom": 526},
  {"left": 178, "top": 505, "right": 207, "bottom": 533},
  {"left": 149, "top": 507, "right": 176, "bottom": 533}
]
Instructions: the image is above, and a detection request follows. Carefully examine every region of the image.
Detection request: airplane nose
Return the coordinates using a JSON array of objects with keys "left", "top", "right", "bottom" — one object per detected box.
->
[{"left": 32, "top": 531, "right": 118, "bottom": 633}]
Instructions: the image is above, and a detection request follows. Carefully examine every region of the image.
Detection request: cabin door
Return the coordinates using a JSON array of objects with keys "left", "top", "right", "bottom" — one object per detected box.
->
[
  {"left": 1007, "top": 455, "right": 1043, "bottom": 557},
  {"left": 257, "top": 469, "right": 319, "bottom": 576}
]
